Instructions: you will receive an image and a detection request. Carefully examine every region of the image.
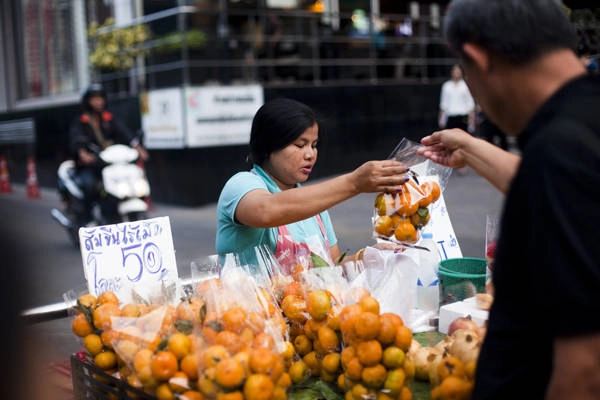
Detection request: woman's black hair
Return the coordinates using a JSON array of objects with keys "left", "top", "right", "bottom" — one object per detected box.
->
[{"left": 248, "top": 98, "right": 318, "bottom": 166}]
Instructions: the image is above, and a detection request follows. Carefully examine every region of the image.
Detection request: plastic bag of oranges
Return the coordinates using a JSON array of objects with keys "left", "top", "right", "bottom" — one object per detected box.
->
[{"left": 372, "top": 138, "right": 451, "bottom": 244}]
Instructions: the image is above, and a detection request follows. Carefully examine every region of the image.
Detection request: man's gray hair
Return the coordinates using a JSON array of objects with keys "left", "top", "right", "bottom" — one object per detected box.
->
[{"left": 444, "top": 0, "right": 577, "bottom": 65}]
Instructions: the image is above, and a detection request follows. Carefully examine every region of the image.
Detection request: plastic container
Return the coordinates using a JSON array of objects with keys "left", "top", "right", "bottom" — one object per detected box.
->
[
  {"left": 416, "top": 233, "right": 440, "bottom": 314},
  {"left": 438, "top": 257, "right": 486, "bottom": 305}
]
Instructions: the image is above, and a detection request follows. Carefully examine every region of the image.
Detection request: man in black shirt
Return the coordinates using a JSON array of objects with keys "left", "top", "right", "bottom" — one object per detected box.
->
[{"left": 417, "top": 1, "right": 600, "bottom": 399}]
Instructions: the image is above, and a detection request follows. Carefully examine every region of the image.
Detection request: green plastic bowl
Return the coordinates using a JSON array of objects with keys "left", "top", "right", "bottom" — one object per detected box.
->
[{"left": 438, "top": 257, "right": 486, "bottom": 305}]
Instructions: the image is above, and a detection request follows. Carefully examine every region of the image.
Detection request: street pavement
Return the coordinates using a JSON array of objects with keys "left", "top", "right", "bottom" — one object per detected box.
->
[{"left": 0, "top": 165, "right": 505, "bottom": 367}]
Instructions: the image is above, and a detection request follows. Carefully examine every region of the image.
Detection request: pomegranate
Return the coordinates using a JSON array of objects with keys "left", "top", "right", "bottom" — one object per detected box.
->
[{"left": 447, "top": 315, "right": 479, "bottom": 336}]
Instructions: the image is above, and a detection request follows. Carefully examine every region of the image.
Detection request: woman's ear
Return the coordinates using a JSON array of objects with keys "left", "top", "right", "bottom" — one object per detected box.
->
[{"left": 462, "top": 43, "right": 491, "bottom": 73}]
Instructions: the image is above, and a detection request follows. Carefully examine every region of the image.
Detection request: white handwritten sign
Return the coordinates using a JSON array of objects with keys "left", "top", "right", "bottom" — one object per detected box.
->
[{"left": 79, "top": 216, "right": 179, "bottom": 304}]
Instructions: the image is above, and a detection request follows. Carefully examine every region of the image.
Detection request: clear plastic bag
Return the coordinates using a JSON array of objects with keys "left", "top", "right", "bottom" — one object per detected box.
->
[{"left": 372, "top": 138, "right": 452, "bottom": 244}]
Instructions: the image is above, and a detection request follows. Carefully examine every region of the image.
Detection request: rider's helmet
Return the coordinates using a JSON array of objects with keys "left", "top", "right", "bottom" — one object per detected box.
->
[{"left": 81, "top": 83, "right": 107, "bottom": 112}]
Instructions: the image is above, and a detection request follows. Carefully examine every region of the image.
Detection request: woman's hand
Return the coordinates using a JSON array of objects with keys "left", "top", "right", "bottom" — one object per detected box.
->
[
  {"left": 350, "top": 160, "right": 409, "bottom": 194},
  {"left": 417, "top": 128, "right": 473, "bottom": 168}
]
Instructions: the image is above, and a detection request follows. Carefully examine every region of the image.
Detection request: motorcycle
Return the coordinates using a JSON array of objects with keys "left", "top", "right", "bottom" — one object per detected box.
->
[{"left": 51, "top": 143, "right": 151, "bottom": 247}]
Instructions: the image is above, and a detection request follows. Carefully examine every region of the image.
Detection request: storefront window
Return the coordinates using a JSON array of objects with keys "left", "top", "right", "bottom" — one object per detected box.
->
[{"left": 16, "top": 0, "right": 79, "bottom": 99}]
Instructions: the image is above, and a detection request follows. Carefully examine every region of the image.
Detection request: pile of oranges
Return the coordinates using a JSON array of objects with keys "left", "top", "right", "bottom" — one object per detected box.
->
[
  {"left": 373, "top": 180, "right": 441, "bottom": 243},
  {"left": 72, "top": 269, "right": 424, "bottom": 400},
  {"left": 71, "top": 278, "right": 293, "bottom": 400},
  {"left": 278, "top": 280, "right": 416, "bottom": 400}
]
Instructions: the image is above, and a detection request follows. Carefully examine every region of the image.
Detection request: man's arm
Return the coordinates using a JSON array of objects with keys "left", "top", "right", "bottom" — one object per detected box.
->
[{"left": 546, "top": 333, "right": 600, "bottom": 400}]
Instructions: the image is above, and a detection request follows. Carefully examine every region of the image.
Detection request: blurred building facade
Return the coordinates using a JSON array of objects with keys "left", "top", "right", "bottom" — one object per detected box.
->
[{"left": 0, "top": 0, "right": 597, "bottom": 205}]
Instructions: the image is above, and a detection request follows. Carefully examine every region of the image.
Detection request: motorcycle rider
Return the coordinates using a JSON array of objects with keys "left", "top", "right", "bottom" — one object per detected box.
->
[{"left": 68, "top": 83, "right": 149, "bottom": 226}]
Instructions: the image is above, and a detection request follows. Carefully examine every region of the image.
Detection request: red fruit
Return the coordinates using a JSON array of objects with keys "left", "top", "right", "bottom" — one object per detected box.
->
[
  {"left": 447, "top": 315, "right": 479, "bottom": 336},
  {"left": 486, "top": 241, "right": 497, "bottom": 259}
]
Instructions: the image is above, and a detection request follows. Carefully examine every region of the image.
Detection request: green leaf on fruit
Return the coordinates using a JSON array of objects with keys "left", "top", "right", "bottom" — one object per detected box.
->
[{"left": 311, "top": 252, "right": 331, "bottom": 268}]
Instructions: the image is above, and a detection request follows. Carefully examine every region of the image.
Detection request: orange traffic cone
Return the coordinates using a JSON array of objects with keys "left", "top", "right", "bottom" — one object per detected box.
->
[
  {"left": 26, "top": 156, "right": 41, "bottom": 199},
  {"left": 0, "top": 155, "right": 12, "bottom": 193}
]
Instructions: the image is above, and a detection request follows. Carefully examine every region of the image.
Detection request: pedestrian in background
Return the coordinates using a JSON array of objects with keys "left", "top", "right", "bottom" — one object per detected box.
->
[
  {"left": 438, "top": 63, "right": 475, "bottom": 133},
  {"left": 419, "top": 0, "right": 600, "bottom": 399}
]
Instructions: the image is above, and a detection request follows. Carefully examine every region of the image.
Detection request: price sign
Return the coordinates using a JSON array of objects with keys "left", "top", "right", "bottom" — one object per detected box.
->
[{"left": 79, "top": 216, "right": 179, "bottom": 304}]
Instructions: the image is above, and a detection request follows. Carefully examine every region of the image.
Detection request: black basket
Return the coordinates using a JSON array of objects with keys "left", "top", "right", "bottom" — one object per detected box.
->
[{"left": 71, "top": 353, "right": 155, "bottom": 400}]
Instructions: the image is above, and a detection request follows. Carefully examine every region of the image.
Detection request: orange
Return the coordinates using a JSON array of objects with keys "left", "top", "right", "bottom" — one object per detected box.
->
[
  {"left": 377, "top": 313, "right": 401, "bottom": 345},
  {"left": 133, "top": 348, "right": 154, "bottom": 376},
  {"left": 339, "top": 303, "right": 362, "bottom": 338},
  {"left": 243, "top": 373, "right": 275, "bottom": 400},
  {"left": 374, "top": 192, "right": 394, "bottom": 216},
  {"left": 351, "top": 383, "right": 370, "bottom": 400},
  {"left": 77, "top": 293, "right": 98, "bottom": 310},
  {"left": 383, "top": 367, "right": 406, "bottom": 397},
  {"left": 114, "top": 338, "right": 139, "bottom": 364},
  {"left": 340, "top": 345, "right": 356, "bottom": 368},
  {"left": 302, "top": 351, "right": 321, "bottom": 377},
  {"left": 374, "top": 215, "right": 394, "bottom": 237},
  {"left": 306, "top": 290, "right": 332, "bottom": 321},
  {"left": 120, "top": 303, "right": 141, "bottom": 318},
  {"left": 152, "top": 350, "right": 179, "bottom": 381},
  {"left": 234, "top": 350, "right": 252, "bottom": 376},
  {"left": 217, "top": 391, "right": 244, "bottom": 400},
  {"left": 198, "top": 372, "right": 219, "bottom": 398},
  {"left": 399, "top": 386, "right": 414, "bottom": 400},
  {"left": 410, "top": 183, "right": 432, "bottom": 208},
  {"left": 215, "top": 357, "right": 246, "bottom": 390},
  {"left": 356, "top": 340, "right": 382, "bottom": 367},
  {"left": 361, "top": 364, "right": 387, "bottom": 389},
  {"left": 344, "top": 356, "right": 363, "bottom": 381},
  {"left": 247, "top": 311, "right": 266, "bottom": 334},
  {"left": 421, "top": 181, "right": 441, "bottom": 202},
  {"left": 156, "top": 382, "right": 175, "bottom": 400},
  {"left": 180, "top": 391, "right": 204, "bottom": 400},
  {"left": 317, "top": 325, "right": 340, "bottom": 353},
  {"left": 252, "top": 332, "right": 276, "bottom": 349},
  {"left": 304, "top": 318, "right": 326, "bottom": 340},
  {"left": 397, "top": 188, "right": 419, "bottom": 217},
  {"left": 394, "top": 219, "right": 418, "bottom": 243},
  {"left": 464, "top": 359, "right": 477, "bottom": 381},
  {"left": 437, "top": 355, "right": 467, "bottom": 381},
  {"left": 293, "top": 334, "right": 313, "bottom": 356},
  {"left": 283, "top": 281, "right": 305, "bottom": 298},
  {"left": 279, "top": 340, "right": 295, "bottom": 360},
  {"left": 180, "top": 353, "right": 200, "bottom": 381},
  {"left": 100, "top": 329, "right": 120, "bottom": 349},
  {"left": 72, "top": 313, "right": 94, "bottom": 337},
  {"left": 203, "top": 344, "right": 230, "bottom": 368},
  {"left": 92, "top": 302, "right": 120, "bottom": 330},
  {"left": 97, "top": 290, "right": 120, "bottom": 306},
  {"left": 94, "top": 350, "right": 117, "bottom": 370},
  {"left": 249, "top": 347, "right": 279, "bottom": 376},
  {"left": 215, "top": 330, "right": 243, "bottom": 354},
  {"left": 382, "top": 346, "right": 405, "bottom": 369},
  {"left": 176, "top": 297, "right": 206, "bottom": 324},
  {"left": 358, "top": 295, "right": 380, "bottom": 314},
  {"left": 354, "top": 311, "right": 381, "bottom": 341},
  {"left": 289, "top": 360, "right": 309, "bottom": 384},
  {"left": 83, "top": 333, "right": 104, "bottom": 356},
  {"left": 166, "top": 332, "right": 191, "bottom": 360},
  {"left": 394, "top": 325, "right": 413, "bottom": 352},
  {"left": 432, "top": 375, "right": 473, "bottom": 400},
  {"left": 222, "top": 306, "right": 248, "bottom": 334},
  {"left": 169, "top": 371, "right": 190, "bottom": 393},
  {"left": 321, "top": 352, "right": 341, "bottom": 374},
  {"left": 276, "top": 371, "right": 292, "bottom": 388},
  {"left": 281, "top": 294, "right": 307, "bottom": 324}
]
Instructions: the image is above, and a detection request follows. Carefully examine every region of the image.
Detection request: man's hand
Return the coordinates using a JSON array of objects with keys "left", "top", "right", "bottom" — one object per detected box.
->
[{"left": 134, "top": 144, "right": 149, "bottom": 162}]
